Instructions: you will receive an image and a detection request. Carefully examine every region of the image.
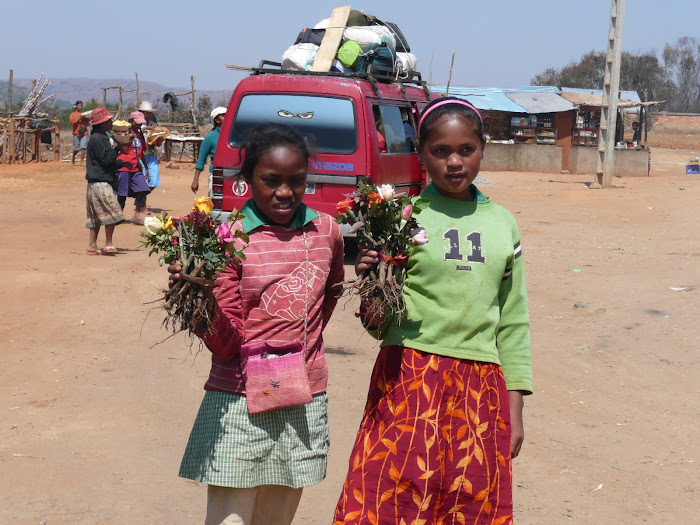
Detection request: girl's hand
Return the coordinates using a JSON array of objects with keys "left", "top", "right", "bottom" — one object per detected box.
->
[
  {"left": 167, "top": 260, "right": 182, "bottom": 288},
  {"left": 355, "top": 247, "right": 380, "bottom": 276},
  {"left": 508, "top": 390, "right": 525, "bottom": 459}
]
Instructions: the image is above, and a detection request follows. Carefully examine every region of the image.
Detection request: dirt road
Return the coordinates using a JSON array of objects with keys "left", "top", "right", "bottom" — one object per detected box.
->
[{"left": 1, "top": 148, "right": 698, "bottom": 524}]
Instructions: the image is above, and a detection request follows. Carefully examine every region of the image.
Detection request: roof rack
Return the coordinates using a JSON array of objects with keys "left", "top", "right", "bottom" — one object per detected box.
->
[{"left": 253, "top": 60, "right": 431, "bottom": 100}]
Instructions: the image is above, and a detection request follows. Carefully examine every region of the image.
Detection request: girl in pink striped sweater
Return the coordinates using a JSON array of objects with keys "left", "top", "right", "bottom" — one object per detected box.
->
[{"left": 168, "top": 124, "right": 344, "bottom": 525}]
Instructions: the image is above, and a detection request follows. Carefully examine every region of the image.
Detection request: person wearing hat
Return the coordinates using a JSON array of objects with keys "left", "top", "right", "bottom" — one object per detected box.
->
[
  {"left": 115, "top": 111, "right": 151, "bottom": 224},
  {"left": 70, "top": 100, "right": 90, "bottom": 166},
  {"left": 191, "top": 106, "right": 226, "bottom": 195},
  {"left": 84, "top": 107, "right": 133, "bottom": 255},
  {"left": 138, "top": 100, "right": 158, "bottom": 127},
  {"left": 138, "top": 101, "right": 161, "bottom": 208}
]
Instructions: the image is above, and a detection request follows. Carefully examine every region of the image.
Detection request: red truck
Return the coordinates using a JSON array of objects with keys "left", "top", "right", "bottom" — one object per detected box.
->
[{"left": 211, "top": 61, "right": 437, "bottom": 233}]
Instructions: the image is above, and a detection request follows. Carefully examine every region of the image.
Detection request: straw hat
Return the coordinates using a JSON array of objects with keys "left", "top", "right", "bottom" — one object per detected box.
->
[
  {"left": 138, "top": 101, "right": 155, "bottom": 113},
  {"left": 90, "top": 107, "right": 114, "bottom": 126}
]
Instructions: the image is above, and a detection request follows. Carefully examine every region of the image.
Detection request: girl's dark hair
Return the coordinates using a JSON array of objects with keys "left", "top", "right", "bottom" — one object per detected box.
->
[
  {"left": 418, "top": 96, "right": 485, "bottom": 146},
  {"left": 239, "top": 123, "right": 309, "bottom": 182}
]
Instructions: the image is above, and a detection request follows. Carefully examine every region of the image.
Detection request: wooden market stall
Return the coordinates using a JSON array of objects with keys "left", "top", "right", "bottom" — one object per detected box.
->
[{"left": 1, "top": 73, "right": 61, "bottom": 164}]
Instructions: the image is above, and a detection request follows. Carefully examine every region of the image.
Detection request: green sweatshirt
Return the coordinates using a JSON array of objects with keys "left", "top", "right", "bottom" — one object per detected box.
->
[{"left": 377, "top": 183, "right": 533, "bottom": 393}]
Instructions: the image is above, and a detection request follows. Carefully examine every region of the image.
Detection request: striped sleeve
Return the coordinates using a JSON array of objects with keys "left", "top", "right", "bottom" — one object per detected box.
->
[
  {"left": 497, "top": 221, "right": 533, "bottom": 394},
  {"left": 201, "top": 262, "right": 245, "bottom": 361}
]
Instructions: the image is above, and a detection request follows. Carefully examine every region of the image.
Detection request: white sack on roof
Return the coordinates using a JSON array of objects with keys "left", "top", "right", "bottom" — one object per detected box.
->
[
  {"left": 396, "top": 52, "right": 418, "bottom": 75},
  {"left": 282, "top": 43, "right": 319, "bottom": 71},
  {"left": 313, "top": 19, "right": 396, "bottom": 50}
]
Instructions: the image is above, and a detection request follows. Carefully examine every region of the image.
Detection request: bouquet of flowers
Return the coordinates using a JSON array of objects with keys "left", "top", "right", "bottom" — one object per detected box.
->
[
  {"left": 140, "top": 197, "right": 248, "bottom": 336},
  {"left": 335, "top": 181, "right": 428, "bottom": 322}
]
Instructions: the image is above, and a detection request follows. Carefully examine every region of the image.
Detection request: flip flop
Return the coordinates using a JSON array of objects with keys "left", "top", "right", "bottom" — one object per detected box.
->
[
  {"left": 103, "top": 246, "right": 118, "bottom": 254},
  {"left": 86, "top": 248, "right": 103, "bottom": 255}
]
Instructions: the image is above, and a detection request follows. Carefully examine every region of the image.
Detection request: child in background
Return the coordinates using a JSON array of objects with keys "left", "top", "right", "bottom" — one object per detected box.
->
[
  {"left": 116, "top": 111, "right": 150, "bottom": 224},
  {"left": 334, "top": 97, "right": 533, "bottom": 524},
  {"left": 84, "top": 107, "right": 132, "bottom": 255},
  {"left": 192, "top": 106, "right": 226, "bottom": 195},
  {"left": 138, "top": 101, "right": 160, "bottom": 212},
  {"left": 168, "top": 123, "right": 344, "bottom": 525}
]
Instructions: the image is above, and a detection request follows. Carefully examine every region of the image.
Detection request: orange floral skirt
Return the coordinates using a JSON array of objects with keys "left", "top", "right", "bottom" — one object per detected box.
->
[{"left": 333, "top": 347, "right": 513, "bottom": 525}]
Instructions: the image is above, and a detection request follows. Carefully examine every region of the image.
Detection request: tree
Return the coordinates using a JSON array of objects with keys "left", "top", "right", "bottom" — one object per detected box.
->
[
  {"left": 196, "top": 93, "right": 213, "bottom": 125},
  {"left": 531, "top": 50, "right": 605, "bottom": 89},
  {"left": 663, "top": 36, "right": 700, "bottom": 112},
  {"left": 531, "top": 39, "right": 700, "bottom": 112}
]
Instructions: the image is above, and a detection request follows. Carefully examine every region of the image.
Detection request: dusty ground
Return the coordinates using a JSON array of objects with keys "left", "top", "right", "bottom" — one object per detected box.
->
[
  {"left": 0, "top": 147, "right": 698, "bottom": 524},
  {"left": 647, "top": 114, "right": 700, "bottom": 150}
]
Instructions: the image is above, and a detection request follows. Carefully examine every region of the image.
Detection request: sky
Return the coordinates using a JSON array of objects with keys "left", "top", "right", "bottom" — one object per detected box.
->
[{"left": 3, "top": 0, "right": 699, "bottom": 91}]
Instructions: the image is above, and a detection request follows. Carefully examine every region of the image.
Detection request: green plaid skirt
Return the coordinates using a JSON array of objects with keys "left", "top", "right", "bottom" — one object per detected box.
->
[{"left": 179, "top": 390, "right": 329, "bottom": 488}]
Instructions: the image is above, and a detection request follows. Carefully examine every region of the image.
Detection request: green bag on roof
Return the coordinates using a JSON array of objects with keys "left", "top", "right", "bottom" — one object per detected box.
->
[{"left": 337, "top": 40, "right": 363, "bottom": 68}]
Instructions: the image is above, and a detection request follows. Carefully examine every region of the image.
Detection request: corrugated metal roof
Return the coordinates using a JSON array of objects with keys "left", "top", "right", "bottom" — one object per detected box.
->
[
  {"left": 505, "top": 92, "right": 577, "bottom": 113},
  {"left": 429, "top": 85, "right": 527, "bottom": 113},
  {"left": 560, "top": 87, "right": 641, "bottom": 103},
  {"left": 559, "top": 91, "right": 646, "bottom": 108}
]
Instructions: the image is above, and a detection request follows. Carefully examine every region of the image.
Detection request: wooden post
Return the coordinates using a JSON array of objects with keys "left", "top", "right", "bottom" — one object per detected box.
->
[
  {"left": 118, "top": 87, "right": 123, "bottom": 117},
  {"left": 446, "top": 51, "right": 456, "bottom": 96},
  {"left": 54, "top": 122, "right": 60, "bottom": 162},
  {"left": 7, "top": 69, "right": 13, "bottom": 117},
  {"left": 190, "top": 75, "right": 197, "bottom": 127},
  {"left": 135, "top": 72, "right": 140, "bottom": 105},
  {"left": 102, "top": 88, "right": 107, "bottom": 107},
  {"left": 643, "top": 88, "right": 648, "bottom": 148},
  {"left": 9, "top": 119, "right": 15, "bottom": 164}
]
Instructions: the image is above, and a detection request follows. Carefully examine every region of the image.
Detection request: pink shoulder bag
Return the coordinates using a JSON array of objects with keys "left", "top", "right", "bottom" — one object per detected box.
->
[{"left": 240, "top": 229, "right": 314, "bottom": 414}]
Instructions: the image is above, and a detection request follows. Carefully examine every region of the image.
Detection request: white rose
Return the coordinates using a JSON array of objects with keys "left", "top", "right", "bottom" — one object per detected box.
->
[
  {"left": 377, "top": 184, "right": 395, "bottom": 200},
  {"left": 144, "top": 216, "right": 163, "bottom": 236}
]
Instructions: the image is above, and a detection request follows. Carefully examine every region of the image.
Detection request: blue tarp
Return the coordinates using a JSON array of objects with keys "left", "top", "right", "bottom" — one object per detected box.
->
[{"left": 429, "top": 85, "right": 527, "bottom": 113}]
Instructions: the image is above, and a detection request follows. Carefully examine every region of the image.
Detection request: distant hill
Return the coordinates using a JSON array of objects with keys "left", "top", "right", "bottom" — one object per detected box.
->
[
  {"left": 0, "top": 81, "right": 30, "bottom": 104},
  {"left": 9, "top": 77, "right": 233, "bottom": 112}
]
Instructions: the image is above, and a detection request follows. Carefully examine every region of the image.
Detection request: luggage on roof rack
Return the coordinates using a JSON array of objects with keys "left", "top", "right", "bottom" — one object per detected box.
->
[{"left": 253, "top": 59, "right": 427, "bottom": 89}]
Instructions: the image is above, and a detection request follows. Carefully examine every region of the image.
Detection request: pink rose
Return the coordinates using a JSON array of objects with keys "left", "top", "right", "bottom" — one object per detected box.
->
[
  {"left": 410, "top": 227, "right": 429, "bottom": 245},
  {"left": 216, "top": 223, "right": 234, "bottom": 244},
  {"left": 401, "top": 204, "right": 413, "bottom": 220}
]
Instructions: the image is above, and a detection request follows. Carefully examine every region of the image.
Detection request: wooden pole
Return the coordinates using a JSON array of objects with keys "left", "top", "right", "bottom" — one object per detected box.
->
[
  {"left": 190, "top": 75, "right": 197, "bottom": 127},
  {"left": 55, "top": 122, "right": 60, "bottom": 162},
  {"left": 7, "top": 69, "right": 13, "bottom": 117},
  {"left": 428, "top": 50, "right": 435, "bottom": 85},
  {"left": 135, "top": 72, "right": 140, "bottom": 105},
  {"left": 9, "top": 119, "right": 15, "bottom": 164},
  {"left": 118, "top": 87, "right": 123, "bottom": 117},
  {"left": 445, "top": 51, "right": 456, "bottom": 96},
  {"left": 102, "top": 88, "right": 107, "bottom": 107},
  {"left": 643, "top": 88, "right": 648, "bottom": 148}
]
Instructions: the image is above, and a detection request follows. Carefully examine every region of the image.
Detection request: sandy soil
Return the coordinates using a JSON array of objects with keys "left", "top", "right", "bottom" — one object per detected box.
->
[
  {"left": 0, "top": 148, "right": 698, "bottom": 524},
  {"left": 647, "top": 114, "right": 700, "bottom": 150}
]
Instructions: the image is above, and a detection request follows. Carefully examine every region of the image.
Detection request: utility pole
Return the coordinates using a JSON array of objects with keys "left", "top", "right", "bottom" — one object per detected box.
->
[{"left": 595, "top": 0, "right": 626, "bottom": 188}]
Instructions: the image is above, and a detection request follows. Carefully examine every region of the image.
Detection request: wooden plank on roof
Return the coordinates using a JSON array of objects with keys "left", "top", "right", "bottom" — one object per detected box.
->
[{"left": 312, "top": 5, "right": 352, "bottom": 72}]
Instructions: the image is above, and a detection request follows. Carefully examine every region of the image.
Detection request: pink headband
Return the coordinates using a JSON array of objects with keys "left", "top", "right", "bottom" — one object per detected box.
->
[{"left": 418, "top": 98, "right": 483, "bottom": 133}]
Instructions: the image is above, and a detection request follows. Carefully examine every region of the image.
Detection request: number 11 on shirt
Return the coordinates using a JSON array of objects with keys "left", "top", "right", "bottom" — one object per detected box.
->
[{"left": 443, "top": 229, "right": 485, "bottom": 263}]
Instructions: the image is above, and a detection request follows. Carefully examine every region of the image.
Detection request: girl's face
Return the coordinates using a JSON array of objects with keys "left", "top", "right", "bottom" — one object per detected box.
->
[
  {"left": 130, "top": 121, "right": 142, "bottom": 132},
  {"left": 419, "top": 114, "right": 483, "bottom": 201},
  {"left": 251, "top": 145, "right": 307, "bottom": 226}
]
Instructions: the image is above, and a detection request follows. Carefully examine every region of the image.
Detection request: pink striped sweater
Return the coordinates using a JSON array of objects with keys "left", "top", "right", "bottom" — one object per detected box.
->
[{"left": 201, "top": 211, "right": 345, "bottom": 396}]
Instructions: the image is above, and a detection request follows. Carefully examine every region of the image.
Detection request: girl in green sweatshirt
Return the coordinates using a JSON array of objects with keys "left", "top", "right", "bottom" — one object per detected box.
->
[{"left": 334, "top": 97, "right": 533, "bottom": 525}]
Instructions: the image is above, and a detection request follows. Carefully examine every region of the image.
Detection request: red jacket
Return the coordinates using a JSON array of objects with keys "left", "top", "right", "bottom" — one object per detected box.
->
[{"left": 202, "top": 212, "right": 345, "bottom": 395}]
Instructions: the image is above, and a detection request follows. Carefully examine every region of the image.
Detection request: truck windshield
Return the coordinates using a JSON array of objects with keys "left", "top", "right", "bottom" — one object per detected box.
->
[{"left": 229, "top": 94, "right": 357, "bottom": 154}]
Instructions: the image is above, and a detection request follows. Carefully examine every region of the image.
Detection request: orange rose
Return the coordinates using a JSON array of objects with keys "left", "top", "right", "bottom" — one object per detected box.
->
[
  {"left": 336, "top": 198, "right": 355, "bottom": 214},
  {"left": 368, "top": 192, "right": 382, "bottom": 208}
]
